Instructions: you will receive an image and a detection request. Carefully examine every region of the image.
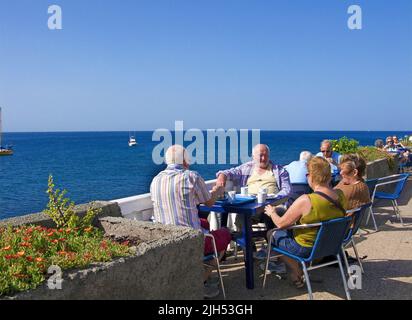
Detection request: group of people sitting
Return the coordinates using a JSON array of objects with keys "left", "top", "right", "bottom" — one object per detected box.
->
[
  {"left": 150, "top": 141, "right": 371, "bottom": 298},
  {"left": 375, "top": 136, "right": 411, "bottom": 165}
]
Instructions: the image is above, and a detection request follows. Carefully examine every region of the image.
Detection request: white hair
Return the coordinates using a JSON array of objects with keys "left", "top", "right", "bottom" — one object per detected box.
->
[
  {"left": 252, "top": 144, "right": 270, "bottom": 156},
  {"left": 165, "top": 145, "right": 190, "bottom": 165},
  {"left": 300, "top": 151, "right": 313, "bottom": 162}
]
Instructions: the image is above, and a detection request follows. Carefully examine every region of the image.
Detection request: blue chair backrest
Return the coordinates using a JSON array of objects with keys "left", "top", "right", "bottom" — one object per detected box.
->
[
  {"left": 344, "top": 203, "right": 372, "bottom": 243},
  {"left": 365, "top": 179, "right": 378, "bottom": 197},
  {"left": 393, "top": 173, "right": 410, "bottom": 198},
  {"left": 309, "top": 216, "right": 352, "bottom": 261}
]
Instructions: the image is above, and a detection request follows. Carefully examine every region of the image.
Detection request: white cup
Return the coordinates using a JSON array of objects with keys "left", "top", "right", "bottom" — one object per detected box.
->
[
  {"left": 228, "top": 191, "right": 236, "bottom": 203},
  {"left": 241, "top": 187, "right": 249, "bottom": 196},
  {"left": 257, "top": 192, "right": 267, "bottom": 204}
]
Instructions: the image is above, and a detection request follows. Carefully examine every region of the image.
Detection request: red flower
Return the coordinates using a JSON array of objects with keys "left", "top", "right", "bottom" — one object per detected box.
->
[
  {"left": 58, "top": 238, "right": 66, "bottom": 242},
  {"left": 52, "top": 239, "right": 59, "bottom": 244},
  {"left": 5, "top": 255, "right": 13, "bottom": 260},
  {"left": 121, "top": 241, "right": 130, "bottom": 246},
  {"left": 20, "top": 242, "right": 32, "bottom": 248},
  {"left": 100, "top": 241, "right": 108, "bottom": 249},
  {"left": 47, "top": 231, "right": 54, "bottom": 237},
  {"left": 26, "top": 256, "right": 34, "bottom": 262}
]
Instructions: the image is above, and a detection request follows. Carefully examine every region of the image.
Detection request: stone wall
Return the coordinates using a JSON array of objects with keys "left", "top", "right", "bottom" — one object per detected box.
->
[{"left": 1, "top": 205, "right": 204, "bottom": 300}]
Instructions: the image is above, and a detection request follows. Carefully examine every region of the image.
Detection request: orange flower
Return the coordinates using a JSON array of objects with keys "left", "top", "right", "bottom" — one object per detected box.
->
[
  {"left": 65, "top": 228, "right": 72, "bottom": 234},
  {"left": 121, "top": 241, "right": 130, "bottom": 246},
  {"left": 3, "top": 245, "right": 11, "bottom": 251},
  {"left": 35, "top": 257, "right": 44, "bottom": 262},
  {"left": 100, "top": 241, "right": 108, "bottom": 249},
  {"left": 47, "top": 231, "right": 54, "bottom": 237},
  {"left": 52, "top": 239, "right": 59, "bottom": 244},
  {"left": 84, "top": 227, "right": 93, "bottom": 232},
  {"left": 58, "top": 228, "right": 64, "bottom": 233},
  {"left": 58, "top": 238, "right": 66, "bottom": 242},
  {"left": 20, "top": 242, "right": 32, "bottom": 248},
  {"left": 84, "top": 253, "right": 92, "bottom": 259},
  {"left": 17, "top": 251, "right": 25, "bottom": 257},
  {"left": 26, "top": 227, "right": 33, "bottom": 234},
  {"left": 58, "top": 251, "right": 67, "bottom": 256}
]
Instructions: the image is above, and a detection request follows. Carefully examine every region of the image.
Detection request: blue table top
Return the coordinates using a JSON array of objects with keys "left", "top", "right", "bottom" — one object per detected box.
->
[{"left": 199, "top": 196, "right": 289, "bottom": 215}]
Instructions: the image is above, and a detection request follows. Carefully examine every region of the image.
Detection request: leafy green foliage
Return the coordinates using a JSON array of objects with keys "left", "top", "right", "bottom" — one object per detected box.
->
[
  {"left": 330, "top": 137, "right": 360, "bottom": 154},
  {"left": 0, "top": 224, "right": 132, "bottom": 296},
  {"left": 44, "top": 175, "right": 100, "bottom": 229},
  {"left": 357, "top": 146, "right": 396, "bottom": 171}
]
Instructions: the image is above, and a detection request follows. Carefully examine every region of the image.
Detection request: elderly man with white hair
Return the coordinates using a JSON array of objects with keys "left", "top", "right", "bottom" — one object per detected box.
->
[
  {"left": 216, "top": 144, "right": 291, "bottom": 198},
  {"left": 150, "top": 145, "right": 231, "bottom": 299},
  {"left": 284, "top": 151, "right": 313, "bottom": 184},
  {"left": 215, "top": 144, "right": 291, "bottom": 270}
]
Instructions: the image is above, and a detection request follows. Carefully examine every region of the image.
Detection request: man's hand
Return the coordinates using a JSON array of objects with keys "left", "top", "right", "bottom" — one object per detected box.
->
[
  {"left": 216, "top": 174, "right": 227, "bottom": 188},
  {"left": 211, "top": 185, "right": 224, "bottom": 198}
]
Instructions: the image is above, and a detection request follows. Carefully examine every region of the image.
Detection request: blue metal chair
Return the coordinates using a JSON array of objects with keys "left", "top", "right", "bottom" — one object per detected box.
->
[
  {"left": 203, "top": 233, "right": 226, "bottom": 299},
  {"left": 341, "top": 203, "right": 372, "bottom": 274},
  {"left": 372, "top": 173, "right": 410, "bottom": 226},
  {"left": 365, "top": 179, "right": 379, "bottom": 230},
  {"left": 289, "top": 183, "right": 312, "bottom": 204},
  {"left": 263, "top": 216, "right": 352, "bottom": 300}
]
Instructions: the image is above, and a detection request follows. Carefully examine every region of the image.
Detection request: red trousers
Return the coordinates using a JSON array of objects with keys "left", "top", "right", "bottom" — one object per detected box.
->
[{"left": 201, "top": 218, "right": 232, "bottom": 255}]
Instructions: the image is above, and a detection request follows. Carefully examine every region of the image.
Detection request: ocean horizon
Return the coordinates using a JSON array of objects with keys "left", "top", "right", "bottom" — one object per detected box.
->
[{"left": 1, "top": 130, "right": 410, "bottom": 220}]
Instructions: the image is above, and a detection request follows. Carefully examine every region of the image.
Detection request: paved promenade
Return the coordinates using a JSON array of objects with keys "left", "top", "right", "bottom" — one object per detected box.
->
[{"left": 216, "top": 177, "right": 412, "bottom": 300}]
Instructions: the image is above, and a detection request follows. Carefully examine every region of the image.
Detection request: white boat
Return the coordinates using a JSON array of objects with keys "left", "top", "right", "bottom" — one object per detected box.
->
[
  {"left": 128, "top": 133, "right": 137, "bottom": 147},
  {"left": 0, "top": 107, "right": 13, "bottom": 156}
]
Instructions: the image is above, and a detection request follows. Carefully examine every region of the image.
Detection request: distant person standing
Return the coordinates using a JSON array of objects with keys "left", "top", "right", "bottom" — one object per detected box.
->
[{"left": 374, "top": 139, "right": 384, "bottom": 150}]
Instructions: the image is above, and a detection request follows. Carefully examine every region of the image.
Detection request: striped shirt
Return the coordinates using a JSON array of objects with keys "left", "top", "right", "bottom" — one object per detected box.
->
[{"left": 150, "top": 164, "right": 211, "bottom": 230}]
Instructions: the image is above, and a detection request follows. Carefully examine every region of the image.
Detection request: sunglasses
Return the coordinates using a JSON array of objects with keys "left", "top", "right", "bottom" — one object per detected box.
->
[{"left": 321, "top": 150, "right": 331, "bottom": 153}]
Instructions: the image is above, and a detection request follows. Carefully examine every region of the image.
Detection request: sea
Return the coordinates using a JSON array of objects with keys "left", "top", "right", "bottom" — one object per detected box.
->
[{"left": 0, "top": 131, "right": 410, "bottom": 220}]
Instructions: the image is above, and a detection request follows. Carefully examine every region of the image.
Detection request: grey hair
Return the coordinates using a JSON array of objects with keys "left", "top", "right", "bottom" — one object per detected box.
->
[
  {"left": 300, "top": 151, "right": 313, "bottom": 162},
  {"left": 165, "top": 145, "right": 190, "bottom": 165},
  {"left": 321, "top": 139, "right": 332, "bottom": 147},
  {"left": 252, "top": 144, "right": 270, "bottom": 156}
]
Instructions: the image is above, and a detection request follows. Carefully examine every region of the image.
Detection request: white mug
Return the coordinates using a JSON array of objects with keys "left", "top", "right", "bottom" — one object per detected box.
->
[
  {"left": 228, "top": 191, "right": 236, "bottom": 203},
  {"left": 241, "top": 187, "right": 249, "bottom": 196},
  {"left": 257, "top": 192, "right": 267, "bottom": 204}
]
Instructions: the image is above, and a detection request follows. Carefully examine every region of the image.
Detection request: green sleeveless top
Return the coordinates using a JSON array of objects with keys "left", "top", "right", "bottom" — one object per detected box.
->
[{"left": 293, "top": 190, "right": 347, "bottom": 248}]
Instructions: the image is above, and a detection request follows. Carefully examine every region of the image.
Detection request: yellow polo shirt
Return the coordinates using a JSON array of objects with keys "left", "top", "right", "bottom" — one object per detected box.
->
[{"left": 247, "top": 165, "right": 279, "bottom": 195}]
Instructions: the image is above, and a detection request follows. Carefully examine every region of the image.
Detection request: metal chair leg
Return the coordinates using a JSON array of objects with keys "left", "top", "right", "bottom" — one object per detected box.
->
[
  {"left": 337, "top": 254, "right": 351, "bottom": 300},
  {"left": 301, "top": 262, "right": 313, "bottom": 300},
  {"left": 262, "top": 235, "right": 273, "bottom": 289},
  {"left": 215, "top": 256, "right": 226, "bottom": 299},
  {"left": 394, "top": 199, "right": 404, "bottom": 225},
  {"left": 342, "top": 246, "right": 350, "bottom": 275},
  {"left": 351, "top": 238, "right": 364, "bottom": 274},
  {"left": 366, "top": 206, "right": 378, "bottom": 231}
]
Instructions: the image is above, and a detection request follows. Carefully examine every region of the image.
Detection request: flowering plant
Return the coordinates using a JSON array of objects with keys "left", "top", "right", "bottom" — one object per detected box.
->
[
  {"left": 0, "top": 224, "right": 131, "bottom": 296},
  {"left": 330, "top": 137, "right": 360, "bottom": 154}
]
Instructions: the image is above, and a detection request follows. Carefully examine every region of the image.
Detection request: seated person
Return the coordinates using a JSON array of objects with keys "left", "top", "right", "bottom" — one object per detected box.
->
[
  {"left": 316, "top": 139, "right": 341, "bottom": 167},
  {"left": 384, "top": 136, "right": 399, "bottom": 153},
  {"left": 264, "top": 157, "right": 347, "bottom": 288},
  {"left": 150, "top": 145, "right": 230, "bottom": 299},
  {"left": 374, "top": 139, "right": 384, "bottom": 150},
  {"left": 215, "top": 143, "right": 291, "bottom": 234},
  {"left": 334, "top": 154, "right": 370, "bottom": 211},
  {"left": 284, "top": 151, "right": 313, "bottom": 202},
  {"left": 393, "top": 136, "right": 411, "bottom": 164}
]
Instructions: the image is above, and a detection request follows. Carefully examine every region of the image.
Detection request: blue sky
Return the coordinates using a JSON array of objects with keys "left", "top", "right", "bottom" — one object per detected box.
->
[{"left": 0, "top": 0, "right": 411, "bottom": 132}]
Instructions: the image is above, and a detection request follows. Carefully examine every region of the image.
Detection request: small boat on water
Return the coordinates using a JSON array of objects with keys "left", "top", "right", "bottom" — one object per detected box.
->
[
  {"left": 128, "top": 133, "right": 137, "bottom": 147},
  {"left": 0, "top": 107, "right": 13, "bottom": 156}
]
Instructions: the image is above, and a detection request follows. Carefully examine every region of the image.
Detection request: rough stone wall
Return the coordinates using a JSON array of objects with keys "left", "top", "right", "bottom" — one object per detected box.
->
[
  {"left": 366, "top": 158, "right": 400, "bottom": 193},
  {"left": 3, "top": 217, "right": 204, "bottom": 300},
  {"left": 0, "top": 201, "right": 122, "bottom": 228}
]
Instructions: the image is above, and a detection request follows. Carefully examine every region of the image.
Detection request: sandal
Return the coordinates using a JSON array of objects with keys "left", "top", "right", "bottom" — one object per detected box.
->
[{"left": 291, "top": 275, "right": 305, "bottom": 289}]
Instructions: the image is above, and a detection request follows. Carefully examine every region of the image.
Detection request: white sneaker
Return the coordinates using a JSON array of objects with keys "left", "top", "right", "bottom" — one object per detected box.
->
[{"left": 260, "top": 261, "right": 287, "bottom": 274}]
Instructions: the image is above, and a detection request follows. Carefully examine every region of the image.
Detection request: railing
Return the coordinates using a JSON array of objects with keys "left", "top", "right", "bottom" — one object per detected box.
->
[{"left": 110, "top": 179, "right": 234, "bottom": 221}]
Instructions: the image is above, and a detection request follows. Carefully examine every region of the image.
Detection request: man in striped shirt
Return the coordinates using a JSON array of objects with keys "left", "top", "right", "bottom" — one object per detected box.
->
[{"left": 150, "top": 145, "right": 231, "bottom": 298}]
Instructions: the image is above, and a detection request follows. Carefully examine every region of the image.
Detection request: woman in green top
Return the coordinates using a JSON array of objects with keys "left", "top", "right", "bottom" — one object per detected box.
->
[{"left": 264, "top": 157, "right": 347, "bottom": 288}]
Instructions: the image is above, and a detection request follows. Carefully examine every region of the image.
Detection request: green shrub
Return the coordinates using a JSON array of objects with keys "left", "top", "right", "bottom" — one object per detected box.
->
[
  {"left": 330, "top": 137, "right": 360, "bottom": 154},
  {"left": 44, "top": 175, "right": 100, "bottom": 229},
  {"left": 357, "top": 146, "right": 396, "bottom": 171}
]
